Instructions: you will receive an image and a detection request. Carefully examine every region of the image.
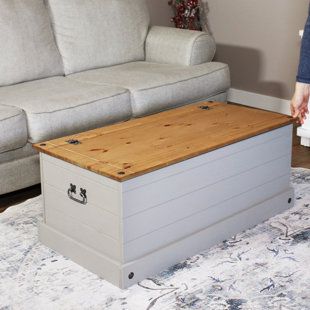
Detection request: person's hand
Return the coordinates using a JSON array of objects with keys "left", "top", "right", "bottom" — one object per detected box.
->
[{"left": 291, "top": 82, "right": 309, "bottom": 124}]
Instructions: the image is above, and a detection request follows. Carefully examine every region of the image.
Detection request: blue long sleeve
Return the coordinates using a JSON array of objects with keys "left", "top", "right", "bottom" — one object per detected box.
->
[{"left": 297, "top": 6, "right": 310, "bottom": 83}]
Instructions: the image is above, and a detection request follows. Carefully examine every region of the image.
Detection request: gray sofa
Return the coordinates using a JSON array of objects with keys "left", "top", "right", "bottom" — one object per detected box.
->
[{"left": 0, "top": 0, "right": 230, "bottom": 195}]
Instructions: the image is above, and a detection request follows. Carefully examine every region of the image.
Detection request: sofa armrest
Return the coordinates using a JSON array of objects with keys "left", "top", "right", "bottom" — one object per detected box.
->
[{"left": 145, "top": 26, "right": 216, "bottom": 66}]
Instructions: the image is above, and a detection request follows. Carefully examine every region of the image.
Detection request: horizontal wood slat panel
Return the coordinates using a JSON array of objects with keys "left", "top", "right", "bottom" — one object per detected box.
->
[
  {"left": 34, "top": 102, "right": 293, "bottom": 181},
  {"left": 44, "top": 183, "right": 120, "bottom": 240},
  {"left": 123, "top": 154, "right": 290, "bottom": 244},
  {"left": 124, "top": 175, "right": 290, "bottom": 261},
  {"left": 42, "top": 156, "right": 120, "bottom": 215},
  {"left": 122, "top": 189, "right": 293, "bottom": 284},
  {"left": 45, "top": 205, "right": 121, "bottom": 261},
  {"left": 39, "top": 224, "right": 122, "bottom": 287}
]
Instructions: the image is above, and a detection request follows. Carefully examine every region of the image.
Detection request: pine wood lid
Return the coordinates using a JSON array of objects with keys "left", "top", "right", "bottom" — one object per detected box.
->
[{"left": 34, "top": 102, "right": 293, "bottom": 181}]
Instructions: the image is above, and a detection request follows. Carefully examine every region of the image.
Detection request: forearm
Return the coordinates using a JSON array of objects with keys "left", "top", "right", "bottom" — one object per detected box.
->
[{"left": 297, "top": 7, "right": 310, "bottom": 83}]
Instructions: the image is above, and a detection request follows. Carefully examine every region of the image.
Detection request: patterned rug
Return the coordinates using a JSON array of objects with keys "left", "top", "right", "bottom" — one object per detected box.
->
[{"left": 0, "top": 168, "right": 309, "bottom": 310}]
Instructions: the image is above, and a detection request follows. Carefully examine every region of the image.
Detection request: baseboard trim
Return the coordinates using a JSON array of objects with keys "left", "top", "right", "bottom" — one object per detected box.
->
[{"left": 228, "top": 88, "right": 291, "bottom": 115}]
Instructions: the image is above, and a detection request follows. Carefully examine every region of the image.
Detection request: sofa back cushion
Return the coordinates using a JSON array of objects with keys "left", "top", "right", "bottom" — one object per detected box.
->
[
  {"left": 0, "top": 0, "right": 64, "bottom": 86},
  {"left": 47, "top": 0, "right": 150, "bottom": 75}
]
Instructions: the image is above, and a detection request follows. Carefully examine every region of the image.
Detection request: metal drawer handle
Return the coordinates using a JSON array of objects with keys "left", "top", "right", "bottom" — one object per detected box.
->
[{"left": 67, "top": 183, "right": 87, "bottom": 205}]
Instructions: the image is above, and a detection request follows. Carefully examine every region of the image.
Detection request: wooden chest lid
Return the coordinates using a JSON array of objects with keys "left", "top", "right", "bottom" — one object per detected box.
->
[{"left": 34, "top": 102, "right": 293, "bottom": 181}]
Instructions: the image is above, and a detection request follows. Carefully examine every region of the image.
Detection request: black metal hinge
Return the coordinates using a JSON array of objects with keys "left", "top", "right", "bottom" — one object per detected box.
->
[
  {"left": 66, "top": 139, "right": 81, "bottom": 145},
  {"left": 199, "top": 105, "right": 211, "bottom": 110}
]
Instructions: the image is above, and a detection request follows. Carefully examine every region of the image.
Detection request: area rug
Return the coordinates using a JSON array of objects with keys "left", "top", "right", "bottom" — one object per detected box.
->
[{"left": 1, "top": 168, "right": 309, "bottom": 310}]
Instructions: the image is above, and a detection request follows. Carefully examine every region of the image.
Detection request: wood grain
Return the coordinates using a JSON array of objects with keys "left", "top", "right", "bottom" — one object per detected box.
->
[{"left": 33, "top": 102, "right": 293, "bottom": 181}]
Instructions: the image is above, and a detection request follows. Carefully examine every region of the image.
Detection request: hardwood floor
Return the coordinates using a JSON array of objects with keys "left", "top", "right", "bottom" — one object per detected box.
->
[
  {"left": 0, "top": 184, "right": 41, "bottom": 213},
  {"left": 0, "top": 123, "right": 309, "bottom": 213}
]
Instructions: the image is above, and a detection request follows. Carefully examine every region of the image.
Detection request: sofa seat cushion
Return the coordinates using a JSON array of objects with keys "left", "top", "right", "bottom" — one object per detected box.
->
[
  {"left": 0, "top": 105, "right": 28, "bottom": 153},
  {"left": 0, "top": 0, "right": 64, "bottom": 86},
  {"left": 0, "top": 77, "right": 131, "bottom": 143},
  {"left": 47, "top": 0, "right": 150, "bottom": 75},
  {"left": 69, "top": 61, "right": 230, "bottom": 117},
  {"left": 0, "top": 143, "right": 36, "bottom": 164}
]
